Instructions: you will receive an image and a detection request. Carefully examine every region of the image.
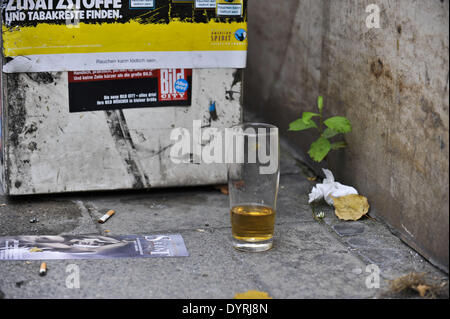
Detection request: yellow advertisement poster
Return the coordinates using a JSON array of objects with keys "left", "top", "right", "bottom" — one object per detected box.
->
[{"left": 1, "top": 0, "right": 248, "bottom": 72}]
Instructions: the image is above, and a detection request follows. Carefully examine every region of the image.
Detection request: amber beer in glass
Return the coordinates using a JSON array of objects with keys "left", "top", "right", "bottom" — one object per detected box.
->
[{"left": 227, "top": 123, "right": 280, "bottom": 252}]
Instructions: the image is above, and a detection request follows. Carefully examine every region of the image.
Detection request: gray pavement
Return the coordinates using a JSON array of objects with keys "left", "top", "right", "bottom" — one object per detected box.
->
[{"left": 0, "top": 136, "right": 448, "bottom": 299}]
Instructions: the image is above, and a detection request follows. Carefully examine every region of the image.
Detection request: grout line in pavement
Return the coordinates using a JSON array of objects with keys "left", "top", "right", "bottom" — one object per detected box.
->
[{"left": 73, "top": 200, "right": 103, "bottom": 234}]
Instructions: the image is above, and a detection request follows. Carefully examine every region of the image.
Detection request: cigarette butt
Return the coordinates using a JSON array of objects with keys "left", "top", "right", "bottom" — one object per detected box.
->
[
  {"left": 98, "top": 210, "right": 115, "bottom": 223},
  {"left": 39, "top": 262, "right": 47, "bottom": 276}
]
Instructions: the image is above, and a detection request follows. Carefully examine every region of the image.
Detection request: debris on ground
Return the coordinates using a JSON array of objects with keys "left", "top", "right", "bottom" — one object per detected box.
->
[
  {"left": 39, "top": 262, "right": 47, "bottom": 277},
  {"left": 29, "top": 217, "right": 39, "bottom": 223},
  {"left": 308, "top": 169, "right": 358, "bottom": 205},
  {"left": 332, "top": 194, "right": 370, "bottom": 221},
  {"left": 311, "top": 209, "right": 325, "bottom": 221},
  {"left": 307, "top": 176, "right": 317, "bottom": 181},
  {"left": 315, "top": 211, "right": 325, "bottom": 219},
  {"left": 214, "top": 185, "right": 229, "bottom": 195},
  {"left": 234, "top": 290, "right": 273, "bottom": 299},
  {"left": 29, "top": 247, "right": 43, "bottom": 253},
  {"left": 388, "top": 272, "right": 447, "bottom": 298},
  {"left": 98, "top": 210, "right": 115, "bottom": 223}
]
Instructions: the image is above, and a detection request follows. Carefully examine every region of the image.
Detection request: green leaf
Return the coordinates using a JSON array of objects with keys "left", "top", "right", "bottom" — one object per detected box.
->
[
  {"left": 289, "top": 118, "right": 317, "bottom": 131},
  {"left": 318, "top": 96, "right": 324, "bottom": 113},
  {"left": 324, "top": 116, "right": 352, "bottom": 133},
  {"left": 302, "top": 112, "right": 320, "bottom": 124},
  {"left": 331, "top": 141, "right": 348, "bottom": 150},
  {"left": 308, "top": 137, "right": 331, "bottom": 162},
  {"left": 322, "top": 128, "right": 340, "bottom": 139}
]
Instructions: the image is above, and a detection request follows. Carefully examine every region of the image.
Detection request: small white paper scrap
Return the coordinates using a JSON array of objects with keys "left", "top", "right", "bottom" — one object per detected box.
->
[{"left": 308, "top": 169, "right": 358, "bottom": 205}]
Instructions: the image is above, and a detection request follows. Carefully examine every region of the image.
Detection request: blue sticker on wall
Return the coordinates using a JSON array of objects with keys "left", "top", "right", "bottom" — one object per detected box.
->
[{"left": 175, "top": 78, "right": 189, "bottom": 93}]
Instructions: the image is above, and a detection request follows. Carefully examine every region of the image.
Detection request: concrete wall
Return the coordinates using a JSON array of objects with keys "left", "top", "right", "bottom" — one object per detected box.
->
[{"left": 245, "top": 0, "right": 449, "bottom": 272}]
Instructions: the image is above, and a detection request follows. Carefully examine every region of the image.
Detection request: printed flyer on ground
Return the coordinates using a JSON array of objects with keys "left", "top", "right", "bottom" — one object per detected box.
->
[
  {"left": 1, "top": 0, "right": 248, "bottom": 72},
  {"left": 0, "top": 234, "right": 189, "bottom": 260}
]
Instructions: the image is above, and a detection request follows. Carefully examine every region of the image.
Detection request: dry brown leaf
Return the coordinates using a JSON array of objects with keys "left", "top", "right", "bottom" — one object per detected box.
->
[
  {"left": 234, "top": 290, "right": 273, "bottom": 299},
  {"left": 414, "top": 284, "right": 431, "bottom": 298},
  {"left": 332, "top": 194, "right": 369, "bottom": 221},
  {"left": 307, "top": 176, "right": 317, "bottom": 181},
  {"left": 29, "top": 247, "right": 43, "bottom": 253},
  {"left": 388, "top": 272, "right": 441, "bottom": 298},
  {"left": 389, "top": 272, "right": 425, "bottom": 293}
]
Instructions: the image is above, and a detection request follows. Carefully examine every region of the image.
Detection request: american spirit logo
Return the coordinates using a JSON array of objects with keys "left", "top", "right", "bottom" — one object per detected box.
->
[{"left": 211, "top": 30, "right": 232, "bottom": 43}]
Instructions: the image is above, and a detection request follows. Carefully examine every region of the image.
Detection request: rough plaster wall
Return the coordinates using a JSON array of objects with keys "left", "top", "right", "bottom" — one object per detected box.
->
[
  {"left": 245, "top": 0, "right": 299, "bottom": 114},
  {"left": 246, "top": 0, "right": 324, "bottom": 170},
  {"left": 245, "top": 0, "right": 449, "bottom": 271}
]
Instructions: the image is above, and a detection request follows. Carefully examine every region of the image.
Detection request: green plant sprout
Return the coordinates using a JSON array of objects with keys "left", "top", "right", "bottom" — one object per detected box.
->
[{"left": 289, "top": 96, "right": 352, "bottom": 162}]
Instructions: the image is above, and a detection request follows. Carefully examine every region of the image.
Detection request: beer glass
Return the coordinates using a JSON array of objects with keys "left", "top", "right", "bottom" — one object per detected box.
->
[{"left": 227, "top": 123, "right": 280, "bottom": 252}]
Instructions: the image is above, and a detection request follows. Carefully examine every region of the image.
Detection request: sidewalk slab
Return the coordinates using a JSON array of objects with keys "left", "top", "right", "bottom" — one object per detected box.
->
[{"left": 0, "top": 135, "right": 448, "bottom": 299}]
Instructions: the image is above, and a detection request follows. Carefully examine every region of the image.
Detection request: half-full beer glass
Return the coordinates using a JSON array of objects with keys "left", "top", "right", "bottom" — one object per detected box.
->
[{"left": 227, "top": 123, "right": 280, "bottom": 252}]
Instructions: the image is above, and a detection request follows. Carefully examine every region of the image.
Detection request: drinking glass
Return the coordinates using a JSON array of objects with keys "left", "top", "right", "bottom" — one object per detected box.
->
[{"left": 227, "top": 123, "right": 280, "bottom": 252}]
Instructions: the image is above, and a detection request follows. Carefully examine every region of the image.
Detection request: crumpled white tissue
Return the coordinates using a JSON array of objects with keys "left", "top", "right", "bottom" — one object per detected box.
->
[{"left": 308, "top": 169, "right": 358, "bottom": 205}]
